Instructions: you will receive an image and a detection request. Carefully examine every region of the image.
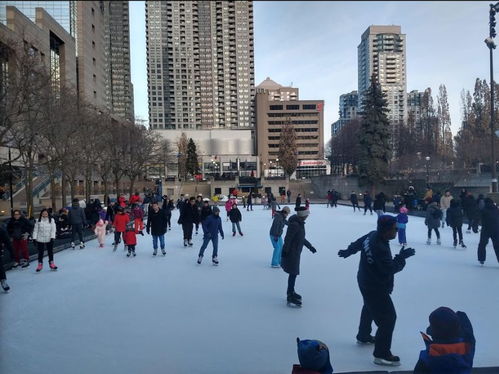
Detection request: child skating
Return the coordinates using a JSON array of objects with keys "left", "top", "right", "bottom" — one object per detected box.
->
[
  {"left": 229, "top": 203, "right": 243, "bottom": 236},
  {"left": 124, "top": 222, "right": 137, "bottom": 257},
  {"left": 94, "top": 216, "right": 107, "bottom": 248},
  {"left": 396, "top": 206, "right": 408, "bottom": 246},
  {"left": 112, "top": 207, "right": 130, "bottom": 251}
]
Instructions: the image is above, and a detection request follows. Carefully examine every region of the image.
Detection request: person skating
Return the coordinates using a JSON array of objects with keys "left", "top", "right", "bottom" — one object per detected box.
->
[
  {"left": 146, "top": 202, "right": 168, "bottom": 256},
  {"left": 131, "top": 204, "right": 144, "bottom": 235},
  {"left": 33, "top": 209, "right": 58, "bottom": 272},
  {"left": 326, "top": 190, "right": 333, "bottom": 208},
  {"left": 331, "top": 190, "right": 339, "bottom": 207},
  {"left": 112, "top": 207, "right": 130, "bottom": 251},
  {"left": 477, "top": 198, "right": 499, "bottom": 265},
  {"left": 6, "top": 210, "right": 32, "bottom": 268},
  {"left": 68, "top": 198, "right": 87, "bottom": 249},
  {"left": 195, "top": 195, "right": 203, "bottom": 234},
  {"left": 247, "top": 193, "right": 253, "bottom": 211},
  {"left": 94, "top": 214, "right": 107, "bottom": 248},
  {"left": 197, "top": 206, "right": 224, "bottom": 265},
  {"left": 229, "top": 203, "right": 243, "bottom": 236},
  {"left": 425, "top": 202, "right": 442, "bottom": 245},
  {"left": 287, "top": 189, "right": 291, "bottom": 204},
  {"left": 224, "top": 198, "right": 234, "bottom": 222},
  {"left": 363, "top": 191, "right": 373, "bottom": 215},
  {"left": 0, "top": 226, "right": 13, "bottom": 291},
  {"left": 396, "top": 206, "right": 408, "bottom": 246},
  {"left": 129, "top": 191, "right": 141, "bottom": 206},
  {"left": 440, "top": 190, "right": 453, "bottom": 228},
  {"left": 446, "top": 199, "right": 466, "bottom": 248},
  {"left": 462, "top": 193, "right": 478, "bottom": 233},
  {"left": 350, "top": 191, "right": 360, "bottom": 212},
  {"left": 338, "top": 215, "right": 415, "bottom": 366},
  {"left": 179, "top": 196, "right": 198, "bottom": 247},
  {"left": 269, "top": 206, "right": 290, "bottom": 268},
  {"left": 124, "top": 222, "right": 137, "bottom": 257},
  {"left": 373, "top": 193, "right": 385, "bottom": 217},
  {"left": 270, "top": 197, "right": 280, "bottom": 218},
  {"left": 281, "top": 207, "right": 317, "bottom": 307},
  {"left": 295, "top": 193, "right": 302, "bottom": 210}
]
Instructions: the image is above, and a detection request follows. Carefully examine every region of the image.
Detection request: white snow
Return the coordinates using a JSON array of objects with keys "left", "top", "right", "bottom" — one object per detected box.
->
[{"left": 1, "top": 205, "right": 498, "bottom": 374}]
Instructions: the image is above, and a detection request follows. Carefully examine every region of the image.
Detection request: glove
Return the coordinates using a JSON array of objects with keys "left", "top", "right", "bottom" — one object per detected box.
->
[
  {"left": 146, "top": 229, "right": 150, "bottom": 235},
  {"left": 338, "top": 249, "right": 351, "bottom": 258},
  {"left": 221, "top": 235, "right": 224, "bottom": 240},
  {"left": 399, "top": 246, "right": 415, "bottom": 259},
  {"left": 309, "top": 246, "right": 317, "bottom": 254}
]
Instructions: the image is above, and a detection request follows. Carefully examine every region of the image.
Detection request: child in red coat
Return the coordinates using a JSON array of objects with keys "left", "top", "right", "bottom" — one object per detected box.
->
[
  {"left": 112, "top": 207, "right": 130, "bottom": 251},
  {"left": 124, "top": 222, "right": 137, "bottom": 257}
]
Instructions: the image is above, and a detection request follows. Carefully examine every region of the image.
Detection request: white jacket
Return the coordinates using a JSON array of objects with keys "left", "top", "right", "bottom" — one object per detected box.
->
[{"left": 32, "top": 217, "right": 56, "bottom": 243}]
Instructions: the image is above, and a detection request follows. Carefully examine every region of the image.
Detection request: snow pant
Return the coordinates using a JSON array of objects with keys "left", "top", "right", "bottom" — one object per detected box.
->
[
  {"left": 71, "top": 224, "right": 84, "bottom": 244},
  {"left": 398, "top": 228, "right": 406, "bottom": 244},
  {"left": 287, "top": 274, "right": 297, "bottom": 295},
  {"left": 198, "top": 235, "right": 219, "bottom": 258},
  {"left": 364, "top": 204, "right": 373, "bottom": 214},
  {"left": 477, "top": 230, "right": 499, "bottom": 263},
  {"left": 37, "top": 241, "right": 54, "bottom": 263},
  {"left": 127, "top": 245, "right": 136, "bottom": 253},
  {"left": 452, "top": 226, "right": 463, "bottom": 243},
  {"left": 358, "top": 288, "right": 396, "bottom": 358},
  {"left": 182, "top": 223, "right": 193, "bottom": 240},
  {"left": 247, "top": 203, "right": 253, "bottom": 211},
  {"left": 352, "top": 203, "right": 359, "bottom": 212},
  {"left": 114, "top": 231, "right": 125, "bottom": 245},
  {"left": 270, "top": 235, "right": 283, "bottom": 266},
  {"left": 152, "top": 234, "right": 165, "bottom": 250},
  {"left": 375, "top": 210, "right": 384, "bottom": 217},
  {"left": 134, "top": 218, "right": 144, "bottom": 233},
  {"left": 441, "top": 209, "right": 448, "bottom": 227},
  {"left": 232, "top": 222, "right": 242, "bottom": 234},
  {"left": 427, "top": 227, "right": 440, "bottom": 239},
  {"left": 96, "top": 231, "right": 106, "bottom": 245},
  {"left": 12, "top": 239, "right": 29, "bottom": 262}
]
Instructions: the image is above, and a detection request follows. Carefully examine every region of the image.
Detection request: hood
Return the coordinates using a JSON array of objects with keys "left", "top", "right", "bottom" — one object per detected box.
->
[{"left": 72, "top": 201, "right": 80, "bottom": 209}]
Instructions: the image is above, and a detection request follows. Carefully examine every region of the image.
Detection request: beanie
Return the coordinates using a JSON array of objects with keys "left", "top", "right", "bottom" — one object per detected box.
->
[
  {"left": 282, "top": 206, "right": 291, "bottom": 214},
  {"left": 212, "top": 206, "right": 220, "bottom": 214},
  {"left": 377, "top": 215, "right": 397, "bottom": 233},
  {"left": 297, "top": 338, "right": 333, "bottom": 374},
  {"left": 427, "top": 307, "right": 461, "bottom": 340},
  {"left": 295, "top": 206, "right": 310, "bottom": 218}
]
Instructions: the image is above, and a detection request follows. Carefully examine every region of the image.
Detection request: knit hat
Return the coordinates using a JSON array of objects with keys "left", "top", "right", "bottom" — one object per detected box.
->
[
  {"left": 399, "top": 206, "right": 408, "bottom": 214},
  {"left": 297, "top": 338, "right": 333, "bottom": 374},
  {"left": 295, "top": 206, "right": 310, "bottom": 218},
  {"left": 427, "top": 307, "right": 461, "bottom": 340},
  {"left": 377, "top": 215, "right": 397, "bottom": 233},
  {"left": 282, "top": 206, "right": 291, "bottom": 214},
  {"left": 212, "top": 206, "right": 220, "bottom": 214},
  {"left": 203, "top": 198, "right": 210, "bottom": 202}
]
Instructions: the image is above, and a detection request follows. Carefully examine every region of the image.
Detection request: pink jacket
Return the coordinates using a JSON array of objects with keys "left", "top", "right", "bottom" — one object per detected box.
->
[{"left": 225, "top": 200, "right": 233, "bottom": 212}]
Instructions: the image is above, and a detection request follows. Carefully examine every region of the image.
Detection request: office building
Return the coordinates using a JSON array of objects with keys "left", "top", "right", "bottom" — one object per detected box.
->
[
  {"left": 146, "top": 0, "right": 254, "bottom": 130},
  {"left": 331, "top": 90, "right": 359, "bottom": 136}
]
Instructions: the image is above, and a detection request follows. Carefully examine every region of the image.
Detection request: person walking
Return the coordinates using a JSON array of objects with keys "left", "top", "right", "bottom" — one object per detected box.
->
[
  {"left": 295, "top": 193, "right": 302, "bottom": 210},
  {"left": 179, "top": 196, "right": 198, "bottom": 247},
  {"left": 477, "top": 198, "right": 499, "bottom": 265},
  {"left": 396, "top": 207, "right": 408, "bottom": 246},
  {"left": 281, "top": 206, "right": 317, "bottom": 308},
  {"left": 338, "top": 215, "right": 415, "bottom": 366},
  {"left": 446, "top": 199, "right": 466, "bottom": 249},
  {"left": 350, "top": 191, "right": 360, "bottom": 212},
  {"left": 33, "top": 209, "right": 58, "bottom": 272},
  {"left": 68, "top": 198, "right": 87, "bottom": 249},
  {"left": 247, "top": 193, "right": 253, "bottom": 211},
  {"left": 363, "top": 191, "right": 373, "bottom": 215},
  {"left": 112, "top": 207, "right": 130, "bottom": 251},
  {"left": 1, "top": 227, "right": 13, "bottom": 291},
  {"left": 146, "top": 202, "right": 168, "bottom": 256},
  {"left": 197, "top": 206, "right": 224, "bottom": 265},
  {"left": 229, "top": 203, "right": 243, "bottom": 236},
  {"left": 425, "top": 202, "right": 442, "bottom": 245},
  {"left": 7, "top": 210, "right": 32, "bottom": 268},
  {"left": 440, "top": 190, "right": 453, "bottom": 228},
  {"left": 269, "top": 206, "right": 290, "bottom": 268},
  {"left": 287, "top": 189, "right": 291, "bottom": 204}
]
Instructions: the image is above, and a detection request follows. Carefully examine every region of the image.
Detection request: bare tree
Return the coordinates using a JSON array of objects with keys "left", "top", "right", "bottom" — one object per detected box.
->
[{"left": 278, "top": 119, "right": 298, "bottom": 178}]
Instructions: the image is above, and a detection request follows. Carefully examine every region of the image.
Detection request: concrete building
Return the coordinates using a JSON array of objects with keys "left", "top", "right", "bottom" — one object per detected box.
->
[
  {"left": 358, "top": 25, "right": 407, "bottom": 134},
  {"left": 331, "top": 90, "right": 359, "bottom": 136},
  {"left": 407, "top": 89, "right": 425, "bottom": 124},
  {"left": 146, "top": 0, "right": 254, "bottom": 130},
  {"left": 255, "top": 78, "right": 325, "bottom": 178}
]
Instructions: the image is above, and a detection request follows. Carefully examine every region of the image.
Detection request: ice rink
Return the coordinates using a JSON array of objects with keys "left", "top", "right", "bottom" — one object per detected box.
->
[{"left": 1, "top": 204, "right": 498, "bottom": 374}]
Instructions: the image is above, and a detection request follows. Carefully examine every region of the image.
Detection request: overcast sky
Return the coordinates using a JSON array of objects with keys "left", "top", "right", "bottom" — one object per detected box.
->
[{"left": 130, "top": 0, "right": 492, "bottom": 139}]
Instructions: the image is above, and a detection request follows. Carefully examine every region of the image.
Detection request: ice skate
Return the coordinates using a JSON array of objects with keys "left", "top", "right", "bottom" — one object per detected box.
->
[
  {"left": 11, "top": 262, "right": 19, "bottom": 268},
  {"left": 239, "top": 232, "right": 244, "bottom": 236},
  {"left": 436, "top": 238, "right": 441, "bottom": 245},
  {"left": 132, "top": 250, "right": 136, "bottom": 257},
  {"left": 356, "top": 334, "right": 375, "bottom": 345},
  {"left": 1, "top": 279, "right": 10, "bottom": 292},
  {"left": 21, "top": 260, "right": 29, "bottom": 268},
  {"left": 271, "top": 264, "right": 280, "bottom": 268},
  {"left": 161, "top": 249, "right": 166, "bottom": 256},
  {"left": 212, "top": 256, "right": 219, "bottom": 266},
  {"left": 197, "top": 255, "right": 203, "bottom": 264},
  {"left": 113, "top": 243, "right": 117, "bottom": 252},
  {"left": 36, "top": 263, "right": 43, "bottom": 272},
  {"left": 293, "top": 291, "right": 302, "bottom": 301},
  {"left": 71, "top": 242, "right": 75, "bottom": 249},
  {"left": 183, "top": 239, "right": 188, "bottom": 247},
  {"left": 453, "top": 240, "right": 457, "bottom": 248},
  {"left": 188, "top": 240, "right": 193, "bottom": 247},
  {"left": 286, "top": 293, "right": 302, "bottom": 308},
  {"left": 232, "top": 232, "right": 236, "bottom": 237},
  {"left": 479, "top": 260, "right": 485, "bottom": 266},
  {"left": 460, "top": 241, "right": 467, "bottom": 248},
  {"left": 99, "top": 243, "right": 104, "bottom": 248},
  {"left": 153, "top": 249, "right": 157, "bottom": 256},
  {"left": 127, "top": 251, "right": 131, "bottom": 257},
  {"left": 139, "top": 231, "right": 144, "bottom": 236},
  {"left": 80, "top": 242, "right": 85, "bottom": 249},
  {"left": 374, "top": 354, "right": 401, "bottom": 366},
  {"left": 426, "top": 238, "right": 431, "bottom": 245},
  {"left": 49, "top": 261, "right": 58, "bottom": 271}
]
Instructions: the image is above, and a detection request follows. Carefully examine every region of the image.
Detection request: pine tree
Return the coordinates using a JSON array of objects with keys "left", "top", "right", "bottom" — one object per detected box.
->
[
  {"left": 186, "top": 138, "right": 200, "bottom": 176},
  {"left": 278, "top": 119, "right": 298, "bottom": 178},
  {"left": 358, "top": 76, "right": 392, "bottom": 189},
  {"left": 177, "top": 133, "right": 188, "bottom": 180}
]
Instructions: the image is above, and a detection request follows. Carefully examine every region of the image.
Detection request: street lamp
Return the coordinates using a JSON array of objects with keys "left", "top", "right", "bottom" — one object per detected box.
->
[{"left": 425, "top": 156, "right": 431, "bottom": 186}]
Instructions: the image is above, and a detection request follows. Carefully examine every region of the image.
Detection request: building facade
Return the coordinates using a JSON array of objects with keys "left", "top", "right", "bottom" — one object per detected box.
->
[
  {"left": 255, "top": 78, "right": 325, "bottom": 178},
  {"left": 146, "top": 0, "right": 254, "bottom": 130},
  {"left": 407, "top": 89, "right": 425, "bottom": 124},
  {"left": 331, "top": 90, "right": 359, "bottom": 136}
]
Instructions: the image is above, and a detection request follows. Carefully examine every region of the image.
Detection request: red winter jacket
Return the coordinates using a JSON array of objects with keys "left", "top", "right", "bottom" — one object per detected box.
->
[
  {"left": 124, "top": 230, "right": 137, "bottom": 245},
  {"left": 113, "top": 213, "right": 130, "bottom": 232},
  {"left": 118, "top": 196, "right": 127, "bottom": 208},
  {"left": 129, "top": 194, "right": 141, "bottom": 205}
]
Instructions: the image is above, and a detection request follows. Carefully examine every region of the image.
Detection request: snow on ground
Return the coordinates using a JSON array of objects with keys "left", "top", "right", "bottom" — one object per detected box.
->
[{"left": 1, "top": 205, "right": 499, "bottom": 374}]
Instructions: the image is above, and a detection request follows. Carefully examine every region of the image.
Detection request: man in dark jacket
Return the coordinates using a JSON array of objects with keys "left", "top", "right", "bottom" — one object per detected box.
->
[
  {"left": 281, "top": 206, "right": 317, "bottom": 308},
  {"left": 178, "top": 196, "right": 198, "bottom": 247},
  {"left": 7, "top": 210, "right": 32, "bottom": 268},
  {"left": 146, "top": 202, "right": 168, "bottom": 256},
  {"left": 331, "top": 190, "right": 339, "bottom": 207},
  {"left": 295, "top": 194, "right": 302, "bottom": 210},
  {"left": 363, "top": 191, "right": 373, "bottom": 215},
  {"left": 247, "top": 193, "right": 253, "bottom": 211},
  {"left": 197, "top": 206, "right": 224, "bottom": 265},
  {"left": 446, "top": 199, "right": 466, "bottom": 248},
  {"left": 477, "top": 198, "right": 499, "bottom": 265},
  {"left": 338, "top": 215, "right": 415, "bottom": 366},
  {"left": 350, "top": 191, "right": 359, "bottom": 212},
  {"left": 68, "top": 198, "right": 87, "bottom": 249},
  {"left": 1, "top": 227, "right": 13, "bottom": 291},
  {"left": 462, "top": 193, "right": 478, "bottom": 233}
]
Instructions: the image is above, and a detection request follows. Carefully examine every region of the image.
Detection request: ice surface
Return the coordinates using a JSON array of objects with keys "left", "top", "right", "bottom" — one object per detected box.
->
[{"left": 1, "top": 205, "right": 498, "bottom": 374}]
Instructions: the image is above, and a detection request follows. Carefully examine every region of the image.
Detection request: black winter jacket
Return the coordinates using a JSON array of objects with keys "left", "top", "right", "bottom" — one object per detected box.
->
[
  {"left": 281, "top": 215, "right": 314, "bottom": 276},
  {"left": 229, "top": 208, "right": 242, "bottom": 223},
  {"left": 7, "top": 217, "right": 32, "bottom": 240},
  {"left": 200, "top": 206, "right": 212, "bottom": 222},
  {"left": 269, "top": 212, "right": 288, "bottom": 237},
  {"left": 446, "top": 201, "right": 463, "bottom": 228},
  {"left": 178, "top": 203, "right": 199, "bottom": 225},
  {"left": 146, "top": 208, "right": 168, "bottom": 236},
  {"left": 481, "top": 202, "right": 499, "bottom": 235},
  {"left": 350, "top": 194, "right": 358, "bottom": 204}
]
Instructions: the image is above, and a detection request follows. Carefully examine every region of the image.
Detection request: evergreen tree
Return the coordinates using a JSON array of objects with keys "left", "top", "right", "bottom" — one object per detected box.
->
[
  {"left": 358, "top": 76, "right": 391, "bottom": 189},
  {"left": 278, "top": 119, "right": 298, "bottom": 178},
  {"left": 177, "top": 133, "right": 188, "bottom": 180},
  {"left": 186, "top": 138, "right": 200, "bottom": 176}
]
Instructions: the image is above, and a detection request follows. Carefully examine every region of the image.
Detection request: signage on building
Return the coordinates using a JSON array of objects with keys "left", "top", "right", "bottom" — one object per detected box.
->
[{"left": 298, "top": 160, "right": 328, "bottom": 167}]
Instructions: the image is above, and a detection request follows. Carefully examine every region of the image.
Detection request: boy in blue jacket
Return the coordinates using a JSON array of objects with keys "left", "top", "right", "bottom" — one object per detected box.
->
[
  {"left": 197, "top": 206, "right": 224, "bottom": 265},
  {"left": 414, "top": 307, "right": 475, "bottom": 374}
]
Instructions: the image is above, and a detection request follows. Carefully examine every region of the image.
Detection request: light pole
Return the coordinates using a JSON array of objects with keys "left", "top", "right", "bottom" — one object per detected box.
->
[
  {"left": 486, "top": 2, "right": 499, "bottom": 192},
  {"left": 425, "top": 156, "right": 431, "bottom": 186}
]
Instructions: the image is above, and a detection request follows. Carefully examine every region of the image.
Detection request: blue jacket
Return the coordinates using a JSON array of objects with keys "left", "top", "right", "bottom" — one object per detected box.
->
[
  {"left": 414, "top": 312, "right": 475, "bottom": 374},
  {"left": 396, "top": 213, "right": 408, "bottom": 229},
  {"left": 202, "top": 214, "right": 224, "bottom": 239}
]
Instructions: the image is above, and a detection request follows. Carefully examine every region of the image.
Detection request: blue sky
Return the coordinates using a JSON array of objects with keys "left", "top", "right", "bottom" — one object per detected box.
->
[{"left": 130, "top": 1, "right": 491, "bottom": 139}]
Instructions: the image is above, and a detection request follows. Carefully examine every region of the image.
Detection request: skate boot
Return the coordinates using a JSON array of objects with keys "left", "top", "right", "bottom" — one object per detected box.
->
[
  {"left": 99, "top": 243, "right": 104, "bottom": 248},
  {"left": 212, "top": 256, "right": 219, "bottom": 266},
  {"left": 453, "top": 240, "right": 457, "bottom": 248},
  {"left": 356, "top": 334, "right": 375, "bottom": 345},
  {"left": 460, "top": 241, "right": 467, "bottom": 248},
  {"left": 139, "top": 231, "right": 144, "bottom": 236},
  {"left": 479, "top": 260, "right": 485, "bottom": 266},
  {"left": 127, "top": 251, "right": 131, "bottom": 257},
  {"left": 161, "top": 249, "right": 166, "bottom": 256},
  {"left": 239, "top": 232, "right": 244, "bottom": 236},
  {"left": 437, "top": 238, "right": 441, "bottom": 245},
  {"left": 426, "top": 238, "right": 431, "bottom": 245},
  {"left": 71, "top": 242, "right": 75, "bottom": 249},
  {"left": 188, "top": 240, "right": 193, "bottom": 247},
  {"left": 232, "top": 232, "right": 236, "bottom": 237},
  {"left": 132, "top": 250, "right": 136, "bottom": 257},
  {"left": 374, "top": 354, "right": 401, "bottom": 366},
  {"left": 1, "top": 279, "right": 10, "bottom": 292},
  {"left": 49, "top": 261, "right": 58, "bottom": 270},
  {"left": 36, "top": 263, "right": 43, "bottom": 272},
  {"left": 80, "top": 242, "right": 85, "bottom": 249},
  {"left": 197, "top": 255, "right": 203, "bottom": 264},
  {"left": 184, "top": 239, "right": 188, "bottom": 247},
  {"left": 293, "top": 291, "right": 302, "bottom": 301},
  {"left": 153, "top": 249, "right": 157, "bottom": 256},
  {"left": 113, "top": 243, "right": 117, "bottom": 252},
  {"left": 287, "top": 293, "right": 302, "bottom": 308},
  {"left": 12, "top": 262, "right": 19, "bottom": 268},
  {"left": 21, "top": 259, "right": 30, "bottom": 268}
]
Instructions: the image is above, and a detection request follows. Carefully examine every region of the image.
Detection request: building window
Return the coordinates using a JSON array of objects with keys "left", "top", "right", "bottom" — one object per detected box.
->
[
  {"left": 286, "top": 104, "right": 299, "bottom": 110},
  {"left": 303, "top": 104, "right": 316, "bottom": 110},
  {"left": 269, "top": 105, "right": 283, "bottom": 110}
]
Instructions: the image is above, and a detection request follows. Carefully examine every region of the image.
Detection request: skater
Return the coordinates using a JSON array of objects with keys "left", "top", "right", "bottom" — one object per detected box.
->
[
  {"left": 247, "top": 193, "right": 253, "bottom": 211},
  {"left": 338, "top": 215, "right": 415, "bottom": 366},
  {"left": 200, "top": 198, "right": 212, "bottom": 223},
  {"left": 132, "top": 204, "right": 144, "bottom": 235},
  {"left": 0, "top": 226, "right": 13, "bottom": 291},
  {"left": 270, "top": 197, "right": 280, "bottom": 218},
  {"left": 195, "top": 195, "right": 203, "bottom": 234},
  {"left": 327, "top": 190, "right": 333, "bottom": 208},
  {"left": 331, "top": 190, "right": 339, "bottom": 207},
  {"left": 414, "top": 307, "right": 475, "bottom": 373},
  {"left": 165, "top": 199, "right": 174, "bottom": 230},
  {"left": 68, "top": 198, "right": 87, "bottom": 249},
  {"left": 396, "top": 206, "right": 408, "bottom": 246},
  {"left": 350, "top": 191, "right": 360, "bottom": 212},
  {"left": 425, "top": 202, "right": 442, "bottom": 245},
  {"left": 440, "top": 190, "right": 453, "bottom": 228},
  {"left": 225, "top": 197, "right": 234, "bottom": 221},
  {"left": 446, "top": 199, "right": 466, "bottom": 249},
  {"left": 112, "top": 207, "right": 130, "bottom": 251},
  {"left": 33, "top": 209, "right": 58, "bottom": 272},
  {"left": 197, "top": 206, "right": 224, "bottom": 265},
  {"left": 287, "top": 189, "right": 291, "bottom": 204},
  {"left": 94, "top": 215, "right": 107, "bottom": 248},
  {"left": 281, "top": 207, "right": 317, "bottom": 307},
  {"left": 179, "top": 196, "right": 198, "bottom": 247},
  {"left": 305, "top": 198, "right": 310, "bottom": 211},
  {"left": 124, "top": 222, "right": 137, "bottom": 257},
  {"left": 363, "top": 191, "right": 373, "bottom": 215},
  {"left": 129, "top": 191, "right": 141, "bottom": 205},
  {"left": 462, "top": 192, "right": 478, "bottom": 233},
  {"left": 373, "top": 193, "right": 385, "bottom": 217},
  {"left": 229, "top": 203, "right": 244, "bottom": 236},
  {"left": 269, "top": 206, "right": 290, "bottom": 268},
  {"left": 295, "top": 193, "right": 302, "bottom": 210},
  {"left": 146, "top": 202, "right": 168, "bottom": 256},
  {"left": 477, "top": 198, "right": 499, "bottom": 265},
  {"left": 7, "top": 210, "right": 32, "bottom": 268}
]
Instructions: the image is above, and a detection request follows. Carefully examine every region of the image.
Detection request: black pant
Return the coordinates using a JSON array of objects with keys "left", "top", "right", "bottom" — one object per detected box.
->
[
  {"left": 71, "top": 224, "right": 84, "bottom": 243},
  {"left": 182, "top": 223, "right": 193, "bottom": 240},
  {"left": 195, "top": 222, "right": 199, "bottom": 232},
  {"left": 287, "top": 274, "right": 297, "bottom": 295},
  {"left": 127, "top": 245, "right": 136, "bottom": 253},
  {"left": 358, "top": 288, "right": 396, "bottom": 358},
  {"left": 247, "top": 203, "right": 253, "bottom": 211},
  {"left": 427, "top": 228, "right": 440, "bottom": 239},
  {"left": 114, "top": 231, "right": 125, "bottom": 245},
  {"left": 0, "top": 254, "right": 6, "bottom": 281},
  {"left": 332, "top": 200, "right": 337, "bottom": 207},
  {"left": 452, "top": 226, "right": 463, "bottom": 243},
  {"left": 166, "top": 215, "right": 171, "bottom": 228},
  {"left": 477, "top": 230, "right": 499, "bottom": 263},
  {"left": 37, "top": 241, "right": 54, "bottom": 263},
  {"left": 364, "top": 204, "right": 373, "bottom": 214}
]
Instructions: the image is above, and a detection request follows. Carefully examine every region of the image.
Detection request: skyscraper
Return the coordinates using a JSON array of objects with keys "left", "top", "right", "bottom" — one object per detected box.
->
[{"left": 146, "top": 0, "right": 254, "bottom": 130}]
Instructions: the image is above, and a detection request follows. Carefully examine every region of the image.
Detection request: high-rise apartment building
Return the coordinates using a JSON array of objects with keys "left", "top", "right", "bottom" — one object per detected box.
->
[
  {"left": 407, "top": 89, "right": 425, "bottom": 124},
  {"left": 358, "top": 25, "right": 407, "bottom": 126},
  {"left": 146, "top": 0, "right": 254, "bottom": 130},
  {"left": 331, "top": 90, "right": 359, "bottom": 136}
]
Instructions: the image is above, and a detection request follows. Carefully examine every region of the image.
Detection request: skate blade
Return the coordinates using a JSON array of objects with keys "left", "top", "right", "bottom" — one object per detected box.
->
[
  {"left": 287, "top": 302, "right": 302, "bottom": 308},
  {"left": 373, "top": 358, "right": 401, "bottom": 366}
]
